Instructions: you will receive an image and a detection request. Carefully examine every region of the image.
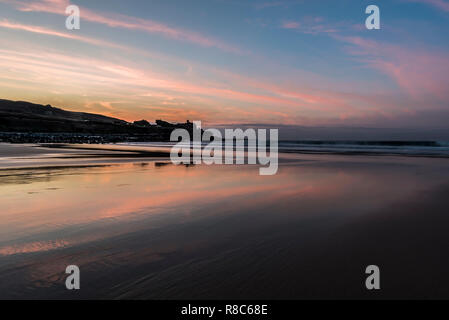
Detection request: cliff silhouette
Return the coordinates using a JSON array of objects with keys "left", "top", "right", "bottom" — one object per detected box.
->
[{"left": 0, "top": 99, "right": 196, "bottom": 143}]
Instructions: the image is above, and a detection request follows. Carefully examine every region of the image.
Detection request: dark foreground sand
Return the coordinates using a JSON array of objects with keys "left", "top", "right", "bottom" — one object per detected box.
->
[{"left": 1, "top": 143, "right": 449, "bottom": 299}]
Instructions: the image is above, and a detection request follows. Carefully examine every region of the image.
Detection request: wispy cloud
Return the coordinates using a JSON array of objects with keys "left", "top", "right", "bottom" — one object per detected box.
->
[
  {"left": 0, "top": 39, "right": 386, "bottom": 126},
  {"left": 1, "top": 0, "right": 248, "bottom": 54},
  {"left": 281, "top": 17, "right": 338, "bottom": 34},
  {"left": 1, "top": 0, "right": 448, "bottom": 127},
  {"left": 336, "top": 35, "right": 449, "bottom": 102},
  {"left": 282, "top": 21, "right": 300, "bottom": 29},
  {"left": 0, "top": 19, "right": 130, "bottom": 50},
  {"left": 403, "top": 0, "right": 449, "bottom": 12}
]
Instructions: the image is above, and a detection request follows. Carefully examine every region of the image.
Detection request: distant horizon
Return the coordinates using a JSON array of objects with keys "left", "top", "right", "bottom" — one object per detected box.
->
[{"left": 3, "top": 97, "right": 449, "bottom": 141}]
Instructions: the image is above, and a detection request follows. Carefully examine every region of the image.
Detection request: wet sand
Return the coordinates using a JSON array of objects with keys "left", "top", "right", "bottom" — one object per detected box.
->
[
  {"left": 0, "top": 143, "right": 171, "bottom": 169},
  {"left": 1, "top": 143, "right": 449, "bottom": 299}
]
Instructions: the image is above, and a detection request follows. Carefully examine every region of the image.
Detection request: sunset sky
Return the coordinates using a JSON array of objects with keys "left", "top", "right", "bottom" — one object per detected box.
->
[{"left": 0, "top": 0, "right": 448, "bottom": 127}]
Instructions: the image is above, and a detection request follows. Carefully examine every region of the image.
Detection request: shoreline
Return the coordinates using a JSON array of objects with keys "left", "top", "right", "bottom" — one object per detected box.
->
[
  {"left": 1, "top": 142, "right": 449, "bottom": 171},
  {"left": 0, "top": 143, "right": 171, "bottom": 170}
]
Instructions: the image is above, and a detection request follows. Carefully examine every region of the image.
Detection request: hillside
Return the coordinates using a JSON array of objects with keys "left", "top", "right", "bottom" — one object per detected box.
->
[{"left": 0, "top": 99, "right": 194, "bottom": 142}]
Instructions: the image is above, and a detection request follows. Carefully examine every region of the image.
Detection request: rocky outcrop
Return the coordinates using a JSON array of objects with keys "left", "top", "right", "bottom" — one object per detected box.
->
[{"left": 0, "top": 99, "right": 196, "bottom": 142}]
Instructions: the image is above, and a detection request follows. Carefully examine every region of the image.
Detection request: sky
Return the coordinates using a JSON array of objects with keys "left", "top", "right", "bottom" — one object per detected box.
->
[{"left": 0, "top": 0, "right": 448, "bottom": 129}]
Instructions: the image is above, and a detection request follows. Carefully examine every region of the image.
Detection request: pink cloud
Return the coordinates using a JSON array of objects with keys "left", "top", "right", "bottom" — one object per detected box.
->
[
  {"left": 1, "top": 0, "right": 248, "bottom": 54},
  {"left": 0, "top": 19, "right": 130, "bottom": 50},
  {"left": 282, "top": 21, "right": 300, "bottom": 29},
  {"left": 0, "top": 32, "right": 392, "bottom": 126},
  {"left": 281, "top": 18, "right": 338, "bottom": 34},
  {"left": 337, "top": 35, "right": 449, "bottom": 102},
  {"left": 0, "top": 20, "right": 312, "bottom": 112},
  {"left": 0, "top": 46, "right": 313, "bottom": 123},
  {"left": 1, "top": 9, "right": 431, "bottom": 126}
]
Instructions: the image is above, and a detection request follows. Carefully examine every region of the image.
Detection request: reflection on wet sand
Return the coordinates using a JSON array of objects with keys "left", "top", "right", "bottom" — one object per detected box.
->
[
  {"left": 0, "top": 143, "right": 171, "bottom": 169},
  {"left": 1, "top": 144, "right": 449, "bottom": 299}
]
